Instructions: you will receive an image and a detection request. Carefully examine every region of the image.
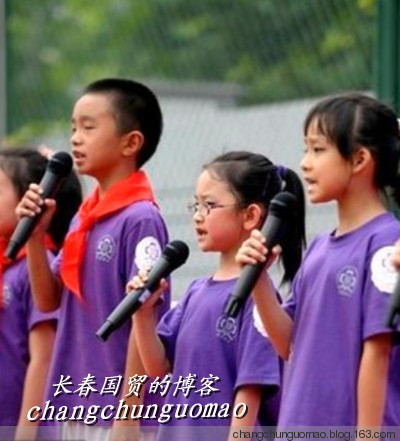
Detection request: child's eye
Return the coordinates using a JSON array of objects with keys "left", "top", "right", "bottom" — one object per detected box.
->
[{"left": 204, "top": 201, "right": 217, "bottom": 210}]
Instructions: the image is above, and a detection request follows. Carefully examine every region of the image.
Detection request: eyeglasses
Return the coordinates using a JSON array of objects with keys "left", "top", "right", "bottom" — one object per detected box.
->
[{"left": 187, "top": 201, "right": 238, "bottom": 216}]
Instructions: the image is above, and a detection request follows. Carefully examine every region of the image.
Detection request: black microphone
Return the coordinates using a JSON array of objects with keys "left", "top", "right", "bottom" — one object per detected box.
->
[
  {"left": 386, "top": 276, "right": 400, "bottom": 329},
  {"left": 96, "top": 240, "right": 190, "bottom": 342},
  {"left": 6, "top": 151, "right": 73, "bottom": 260},
  {"left": 225, "top": 191, "right": 297, "bottom": 318}
]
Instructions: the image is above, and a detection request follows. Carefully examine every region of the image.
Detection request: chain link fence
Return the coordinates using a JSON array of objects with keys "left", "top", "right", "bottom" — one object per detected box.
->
[{"left": 3, "top": 0, "right": 378, "bottom": 298}]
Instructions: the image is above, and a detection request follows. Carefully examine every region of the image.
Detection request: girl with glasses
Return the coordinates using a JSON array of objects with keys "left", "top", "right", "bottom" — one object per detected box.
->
[{"left": 127, "top": 151, "right": 306, "bottom": 440}]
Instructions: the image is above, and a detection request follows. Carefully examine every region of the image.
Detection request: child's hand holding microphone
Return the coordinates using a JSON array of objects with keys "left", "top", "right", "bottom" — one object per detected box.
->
[{"left": 125, "top": 266, "right": 169, "bottom": 318}]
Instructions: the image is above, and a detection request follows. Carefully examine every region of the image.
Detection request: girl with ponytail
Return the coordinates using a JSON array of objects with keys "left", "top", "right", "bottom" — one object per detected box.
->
[{"left": 128, "top": 150, "right": 306, "bottom": 440}]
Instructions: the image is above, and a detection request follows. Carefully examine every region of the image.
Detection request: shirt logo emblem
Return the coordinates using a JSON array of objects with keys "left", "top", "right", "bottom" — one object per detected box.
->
[
  {"left": 96, "top": 235, "right": 116, "bottom": 262},
  {"left": 216, "top": 315, "right": 237, "bottom": 343},
  {"left": 134, "top": 237, "right": 161, "bottom": 271},
  {"left": 336, "top": 265, "right": 358, "bottom": 297},
  {"left": 370, "top": 246, "right": 397, "bottom": 293},
  {"left": 2, "top": 284, "right": 12, "bottom": 307}
]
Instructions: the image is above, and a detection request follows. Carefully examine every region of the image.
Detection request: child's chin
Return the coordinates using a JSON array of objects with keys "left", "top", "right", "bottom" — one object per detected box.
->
[
  {"left": 74, "top": 163, "right": 87, "bottom": 175},
  {"left": 77, "top": 165, "right": 95, "bottom": 178},
  {"left": 197, "top": 241, "right": 210, "bottom": 252},
  {"left": 309, "top": 195, "right": 331, "bottom": 204},
  {"left": 307, "top": 192, "right": 322, "bottom": 203}
]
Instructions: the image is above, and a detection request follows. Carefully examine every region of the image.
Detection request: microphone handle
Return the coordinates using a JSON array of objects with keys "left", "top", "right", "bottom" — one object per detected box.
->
[
  {"left": 96, "top": 258, "right": 172, "bottom": 342},
  {"left": 96, "top": 288, "right": 147, "bottom": 342},
  {"left": 386, "top": 276, "right": 400, "bottom": 329},
  {"left": 6, "top": 173, "right": 62, "bottom": 259},
  {"left": 225, "top": 216, "right": 287, "bottom": 318},
  {"left": 225, "top": 262, "right": 267, "bottom": 317},
  {"left": 261, "top": 214, "right": 285, "bottom": 248},
  {"left": 6, "top": 219, "right": 40, "bottom": 260},
  {"left": 40, "top": 171, "right": 65, "bottom": 198}
]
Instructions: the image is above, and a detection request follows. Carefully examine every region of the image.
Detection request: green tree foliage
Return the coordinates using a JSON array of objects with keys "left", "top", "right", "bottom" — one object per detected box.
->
[{"left": 6, "top": 0, "right": 376, "bottom": 138}]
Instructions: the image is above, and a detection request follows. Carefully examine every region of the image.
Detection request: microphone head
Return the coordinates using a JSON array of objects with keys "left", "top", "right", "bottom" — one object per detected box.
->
[
  {"left": 47, "top": 151, "right": 73, "bottom": 177},
  {"left": 268, "top": 191, "right": 297, "bottom": 218},
  {"left": 162, "top": 240, "right": 190, "bottom": 269}
]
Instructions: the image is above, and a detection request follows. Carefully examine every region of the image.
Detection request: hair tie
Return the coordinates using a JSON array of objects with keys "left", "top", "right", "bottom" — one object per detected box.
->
[{"left": 276, "top": 165, "right": 287, "bottom": 190}]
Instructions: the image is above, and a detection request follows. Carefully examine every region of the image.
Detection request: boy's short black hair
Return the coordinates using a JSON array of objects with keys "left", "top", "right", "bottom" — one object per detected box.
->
[{"left": 84, "top": 78, "right": 163, "bottom": 168}]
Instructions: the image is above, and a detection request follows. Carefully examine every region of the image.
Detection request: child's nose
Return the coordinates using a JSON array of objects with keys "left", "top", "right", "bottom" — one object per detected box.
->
[
  {"left": 70, "top": 131, "right": 82, "bottom": 146},
  {"left": 300, "top": 154, "right": 311, "bottom": 172},
  {"left": 193, "top": 210, "right": 204, "bottom": 223},
  {"left": 193, "top": 212, "right": 201, "bottom": 223}
]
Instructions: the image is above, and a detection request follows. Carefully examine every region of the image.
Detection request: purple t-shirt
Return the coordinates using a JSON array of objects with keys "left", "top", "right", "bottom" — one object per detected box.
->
[
  {"left": 0, "top": 256, "right": 58, "bottom": 426},
  {"left": 280, "top": 212, "right": 400, "bottom": 426},
  {"left": 48, "top": 201, "right": 169, "bottom": 424},
  {"left": 156, "top": 277, "right": 280, "bottom": 439}
]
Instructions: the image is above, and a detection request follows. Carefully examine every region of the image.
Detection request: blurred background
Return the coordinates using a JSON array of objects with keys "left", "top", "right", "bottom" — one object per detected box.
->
[{"left": 0, "top": 0, "right": 399, "bottom": 297}]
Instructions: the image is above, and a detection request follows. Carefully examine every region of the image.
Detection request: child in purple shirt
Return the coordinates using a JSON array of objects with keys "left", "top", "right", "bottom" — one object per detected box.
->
[
  {"left": 0, "top": 147, "right": 81, "bottom": 440},
  {"left": 128, "top": 151, "right": 306, "bottom": 440},
  {"left": 237, "top": 93, "right": 400, "bottom": 426},
  {"left": 16, "top": 79, "right": 169, "bottom": 441}
]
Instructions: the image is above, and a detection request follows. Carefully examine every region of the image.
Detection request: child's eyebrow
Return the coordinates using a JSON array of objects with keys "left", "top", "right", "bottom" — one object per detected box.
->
[
  {"left": 195, "top": 193, "right": 215, "bottom": 200},
  {"left": 71, "top": 115, "right": 96, "bottom": 123},
  {"left": 304, "top": 135, "right": 325, "bottom": 144}
]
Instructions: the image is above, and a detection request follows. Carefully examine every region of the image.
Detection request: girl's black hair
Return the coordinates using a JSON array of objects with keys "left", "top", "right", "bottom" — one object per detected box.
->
[
  {"left": 204, "top": 151, "right": 306, "bottom": 285},
  {"left": 304, "top": 92, "right": 400, "bottom": 206},
  {"left": 0, "top": 147, "right": 82, "bottom": 249}
]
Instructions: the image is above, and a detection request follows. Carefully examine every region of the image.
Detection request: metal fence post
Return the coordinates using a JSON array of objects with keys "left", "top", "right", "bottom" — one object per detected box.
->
[
  {"left": 0, "top": 0, "right": 7, "bottom": 143},
  {"left": 375, "top": 0, "right": 400, "bottom": 113}
]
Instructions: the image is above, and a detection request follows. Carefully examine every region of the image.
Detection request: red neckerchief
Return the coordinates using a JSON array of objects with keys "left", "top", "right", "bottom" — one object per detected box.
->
[
  {"left": 60, "top": 171, "right": 156, "bottom": 301},
  {"left": 0, "top": 236, "right": 57, "bottom": 308}
]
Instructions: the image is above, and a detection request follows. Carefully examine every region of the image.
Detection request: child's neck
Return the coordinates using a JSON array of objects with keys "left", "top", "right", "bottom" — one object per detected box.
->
[
  {"left": 213, "top": 251, "right": 242, "bottom": 280},
  {"left": 97, "top": 164, "right": 138, "bottom": 197},
  {"left": 335, "top": 190, "right": 386, "bottom": 236}
]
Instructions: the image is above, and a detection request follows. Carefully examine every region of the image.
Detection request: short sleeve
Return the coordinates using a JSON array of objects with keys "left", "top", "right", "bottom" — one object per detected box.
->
[
  {"left": 282, "top": 236, "right": 319, "bottom": 321},
  {"left": 51, "top": 249, "right": 62, "bottom": 277},
  {"left": 234, "top": 300, "right": 280, "bottom": 393},
  {"left": 157, "top": 281, "right": 196, "bottom": 366},
  {"left": 363, "top": 244, "right": 399, "bottom": 340},
  {"left": 120, "top": 206, "right": 169, "bottom": 320},
  {"left": 20, "top": 253, "right": 59, "bottom": 330},
  {"left": 282, "top": 270, "right": 302, "bottom": 320},
  {"left": 122, "top": 220, "right": 165, "bottom": 281},
  {"left": 157, "top": 303, "right": 185, "bottom": 367},
  {"left": 28, "top": 303, "right": 59, "bottom": 330}
]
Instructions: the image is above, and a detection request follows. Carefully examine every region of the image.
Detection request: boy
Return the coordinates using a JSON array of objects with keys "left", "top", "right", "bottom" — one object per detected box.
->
[{"left": 17, "top": 79, "right": 169, "bottom": 440}]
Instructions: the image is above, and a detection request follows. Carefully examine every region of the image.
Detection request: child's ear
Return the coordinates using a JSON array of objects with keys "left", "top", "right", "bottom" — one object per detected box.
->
[
  {"left": 243, "top": 203, "right": 264, "bottom": 231},
  {"left": 352, "top": 147, "right": 373, "bottom": 173},
  {"left": 122, "top": 130, "right": 144, "bottom": 157}
]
